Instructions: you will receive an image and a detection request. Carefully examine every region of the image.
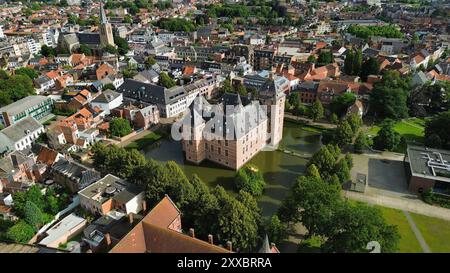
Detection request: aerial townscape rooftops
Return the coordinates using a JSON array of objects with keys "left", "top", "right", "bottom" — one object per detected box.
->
[{"left": 0, "top": 0, "right": 449, "bottom": 265}]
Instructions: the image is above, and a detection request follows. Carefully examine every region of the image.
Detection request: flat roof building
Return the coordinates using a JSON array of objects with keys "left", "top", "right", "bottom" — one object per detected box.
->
[
  {"left": 0, "top": 95, "right": 53, "bottom": 127},
  {"left": 404, "top": 145, "right": 450, "bottom": 195}
]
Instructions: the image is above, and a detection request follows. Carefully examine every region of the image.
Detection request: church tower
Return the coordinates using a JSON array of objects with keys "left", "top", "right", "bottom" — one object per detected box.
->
[{"left": 99, "top": 2, "right": 115, "bottom": 48}]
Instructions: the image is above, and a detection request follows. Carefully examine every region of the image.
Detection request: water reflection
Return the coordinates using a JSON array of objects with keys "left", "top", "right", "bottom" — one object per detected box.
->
[{"left": 142, "top": 121, "right": 322, "bottom": 216}]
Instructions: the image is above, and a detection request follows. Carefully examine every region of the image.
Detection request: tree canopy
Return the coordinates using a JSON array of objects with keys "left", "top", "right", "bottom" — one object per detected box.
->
[
  {"left": 424, "top": 110, "right": 450, "bottom": 149},
  {"left": 109, "top": 118, "right": 133, "bottom": 137},
  {"left": 90, "top": 143, "right": 262, "bottom": 251},
  {"left": 235, "top": 165, "right": 266, "bottom": 196},
  {"left": 373, "top": 119, "right": 402, "bottom": 151},
  {"left": 369, "top": 71, "right": 410, "bottom": 120},
  {"left": 159, "top": 72, "right": 176, "bottom": 88}
]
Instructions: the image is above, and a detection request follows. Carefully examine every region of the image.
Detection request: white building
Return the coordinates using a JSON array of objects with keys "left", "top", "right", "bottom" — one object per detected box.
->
[
  {"left": 0, "top": 117, "right": 45, "bottom": 153},
  {"left": 38, "top": 213, "right": 87, "bottom": 248},
  {"left": 27, "top": 38, "right": 41, "bottom": 55},
  {"left": 78, "top": 174, "right": 145, "bottom": 216},
  {"left": 0, "top": 25, "right": 5, "bottom": 39},
  {"left": 91, "top": 90, "right": 123, "bottom": 115}
]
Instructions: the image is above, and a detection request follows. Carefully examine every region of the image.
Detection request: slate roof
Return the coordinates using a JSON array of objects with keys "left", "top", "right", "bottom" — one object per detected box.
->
[
  {"left": 0, "top": 95, "right": 50, "bottom": 116},
  {"left": 92, "top": 90, "right": 122, "bottom": 103},
  {"left": 0, "top": 117, "right": 43, "bottom": 142},
  {"left": 117, "top": 79, "right": 188, "bottom": 106},
  {"left": 77, "top": 33, "right": 101, "bottom": 45},
  {"left": 52, "top": 158, "right": 101, "bottom": 189}
]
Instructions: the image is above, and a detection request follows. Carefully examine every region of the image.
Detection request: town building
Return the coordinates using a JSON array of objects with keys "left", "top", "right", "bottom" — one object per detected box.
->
[
  {"left": 0, "top": 117, "right": 45, "bottom": 153},
  {"left": 404, "top": 145, "right": 450, "bottom": 195},
  {"left": 0, "top": 95, "right": 53, "bottom": 127},
  {"left": 110, "top": 195, "right": 231, "bottom": 253},
  {"left": 91, "top": 90, "right": 123, "bottom": 115},
  {"left": 78, "top": 174, "right": 145, "bottom": 216},
  {"left": 52, "top": 158, "right": 101, "bottom": 193},
  {"left": 181, "top": 75, "right": 286, "bottom": 170}
]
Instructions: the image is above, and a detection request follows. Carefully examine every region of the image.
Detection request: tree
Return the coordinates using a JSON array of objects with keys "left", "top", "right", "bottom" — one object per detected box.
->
[
  {"left": 26, "top": 185, "right": 45, "bottom": 211},
  {"left": 15, "top": 67, "right": 38, "bottom": 80},
  {"left": 280, "top": 175, "right": 342, "bottom": 236},
  {"left": 78, "top": 44, "right": 93, "bottom": 56},
  {"left": 330, "top": 113, "right": 339, "bottom": 124},
  {"left": 352, "top": 49, "right": 362, "bottom": 76},
  {"left": 323, "top": 202, "right": 399, "bottom": 253},
  {"left": 103, "top": 45, "right": 118, "bottom": 55},
  {"left": 424, "top": 110, "right": 450, "bottom": 149},
  {"left": 373, "top": 119, "right": 401, "bottom": 151},
  {"left": 354, "top": 132, "right": 368, "bottom": 153},
  {"left": 307, "top": 54, "right": 316, "bottom": 63},
  {"left": 0, "top": 74, "right": 35, "bottom": 106},
  {"left": 333, "top": 158, "right": 350, "bottom": 185},
  {"left": 330, "top": 93, "right": 356, "bottom": 117},
  {"left": 235, "top": 83, "right": 247, "bottom": 96},
  {"left": 0, "top": 70, "right": 9, "bottom": 80},
  {"left": 145, "top": 56, "right": 156, "bottom": 68},
  {"left": 309, "top": 100, "right": 324, "bottom": 121},
  {"left": 109, "top": 118, "right": 132, "bottom": 137},
  {"left": 212, "top": 186, "right": 259, "bottom": 251},
  {"left": 24, "top": 201, "right": 44, "bottom": 230},
  {"left": 334, "top": 120, "right": 354, "bottom": 147},
  {"left": 235, "top": 165, "right": 266, "bottom": 196},
  {"left": 6, "top": 221, "right": 35, "bottom": 243},
  {"left": 182, "top": 175, "right": 218, "bottom": 237},
  {"left": 305, "top": 164, "right": 321, "bottom": 179},
  {"left": 412, "top": 82, "right": 450, "bottom": 116},
  {"left": 159, "top": 72, "right": 176, "bottom": 88},
  {"left": 59, "top": 0, "right": 68, "bottom": 7},
  {"left": 346, "top": 113, "right": 362, "bottom": 133},
  {"left": 307, "top": 145, "right": 338, "bottom": 180},
  {"left": 316, "top": 50, "right": 333, "bottom": 66},
  {"left": 369, "top": 71, "right": 410, "bottom": 120},
  {"left": 114, "top": 36, "right": 130, "bottom": 55},
  {"left": 288, "top": 92, "right": 300, "bottom": 108},
  {"left": 344, "top": 50, "right": 354, "bottom": 75},
  {"left": 360, "top": 57, "right": 380, "bottom": 82},
  {"left": 263, "top": 215, "right": 288, "bottom": 245},
  {"left": 219, "top": 79, "right": 233, "bottom": 95}
]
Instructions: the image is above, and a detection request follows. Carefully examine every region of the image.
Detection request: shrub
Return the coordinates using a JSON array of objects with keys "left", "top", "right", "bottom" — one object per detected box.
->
[{"left": 235, "top": 165, "right": 266, "bottom": 196}]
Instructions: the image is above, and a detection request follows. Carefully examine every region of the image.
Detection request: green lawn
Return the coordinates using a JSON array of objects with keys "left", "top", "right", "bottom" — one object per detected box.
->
[
  {"left": 125, "top": 132, "right": 162, "bottom": 150},
  {"left": 376, "top": 206, "right": 423, "bottom": 253},
  {"left": 410, "top": 213, "right": 450, "bottom": 253},
  {"left": 366, "top": 118, "right": 426, "bottom": 153}
]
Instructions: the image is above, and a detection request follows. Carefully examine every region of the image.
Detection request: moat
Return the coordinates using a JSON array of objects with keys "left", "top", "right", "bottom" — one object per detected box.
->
[{"left": 142, "top": 121, "right": 323, "bottom": 217}]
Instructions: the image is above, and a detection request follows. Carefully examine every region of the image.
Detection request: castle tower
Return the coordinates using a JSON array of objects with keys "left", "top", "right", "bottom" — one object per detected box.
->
[
  {"left": 99, "top": 2, "right": 115, "bottom": 48},
  {"left": 259, "top": 75, "right": 286, "bottom": 148}
]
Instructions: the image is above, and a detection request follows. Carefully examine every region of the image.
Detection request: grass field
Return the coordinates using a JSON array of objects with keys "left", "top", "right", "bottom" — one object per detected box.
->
[
  {"left": 376, "top": 206, "right": 423, "bottom": 253},
  {"left": 410, "top": 213, "right": 450, "bottom": 253},
  {"left": 125, "top": 132, "right": 162, "bottom": 150},
  {"left": 366, "top": 118, "right": 426, "bottom": 153}
]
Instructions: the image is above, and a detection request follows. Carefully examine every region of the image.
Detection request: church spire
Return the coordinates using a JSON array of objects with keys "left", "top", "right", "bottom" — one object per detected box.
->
[{"left": 100, "top": 1, "right": 108, "bottom": 25}]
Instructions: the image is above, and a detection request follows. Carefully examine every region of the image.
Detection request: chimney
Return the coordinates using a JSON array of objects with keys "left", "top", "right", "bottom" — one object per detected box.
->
[
  {"left": 189, "top": 228, "right": 195, "bottom": 238},
  {"left": 128, "top": 213, "right": 134, "bottom": 224},
  {"left": 104, "top": 233, "right": 112, "bottom": 248},
  {"left": 142, "top": 200, "right": 147, "bottom": 213},
  {"left": 208, "top": 234, "right": 213, "bottom": 245},
  {"left": 226, "top": 241, "right": 232, "bottom": 251}
]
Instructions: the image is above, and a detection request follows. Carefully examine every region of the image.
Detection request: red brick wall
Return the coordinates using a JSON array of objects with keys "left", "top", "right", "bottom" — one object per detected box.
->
[{"left": 409, "top": 176, "right": 435, "bottom": 194}]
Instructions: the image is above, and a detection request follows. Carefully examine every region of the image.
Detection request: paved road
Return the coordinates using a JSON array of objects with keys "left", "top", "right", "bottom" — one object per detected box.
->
[
  {"left": 344, "top": 190, "right": 450, "bottom": 222},
  {"left": 284, "top": 113, "right": 337, "bottom": 129},
  {"left": 403, "top": 210, "right": 431, "bottom": 253}
]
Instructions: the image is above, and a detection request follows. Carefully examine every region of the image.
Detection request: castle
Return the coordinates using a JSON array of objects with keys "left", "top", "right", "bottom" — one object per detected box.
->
[{"left": 181, "top": 76, "right": 287, "bottom": 170}]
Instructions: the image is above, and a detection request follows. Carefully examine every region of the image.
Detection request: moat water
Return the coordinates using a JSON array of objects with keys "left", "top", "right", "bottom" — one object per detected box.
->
[{"left": 141, "top": 121, "right": 322, "bottom": 217}]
